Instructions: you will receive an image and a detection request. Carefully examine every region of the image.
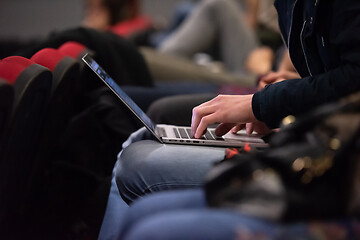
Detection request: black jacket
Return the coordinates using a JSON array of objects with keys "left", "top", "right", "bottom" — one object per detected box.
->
[
  {"left": 252, "top": 0, "right": 360, "bottom": 128},
  {"left": 18, "top": 27, "right": 153, "bottom": 88}
]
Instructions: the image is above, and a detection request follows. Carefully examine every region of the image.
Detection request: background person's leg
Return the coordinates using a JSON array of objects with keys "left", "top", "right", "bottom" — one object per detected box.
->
[
  {"left": 212, "top": 0, "right": 259, "bottom": 74},
  {"left": 147, "top": 93, "right": 217, "bottom": 126},
  {"left": 123, "top": 83, "right": 218, "bottom": 112},
  {"left": 159, "top": 0, "right": 258, "bottom": 74}
]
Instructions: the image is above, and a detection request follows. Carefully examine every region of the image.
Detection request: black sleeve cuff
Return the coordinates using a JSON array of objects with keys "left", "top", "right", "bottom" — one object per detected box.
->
[{"left": 252, "top": 92, "right": 262, "bottom": 122}]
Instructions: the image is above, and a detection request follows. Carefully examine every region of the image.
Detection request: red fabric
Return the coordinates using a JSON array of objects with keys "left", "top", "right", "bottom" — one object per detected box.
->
[
  {"left": 0, "top": 56, "right": 34, "bottom": 84},
  {"left": 58, "top": 41, "right": 87, "bottom": 59},
  {"left": 217, "top": 85, "right": 257, "bottom": 95},
  {"left": 31, "top": 48, "right": 65, "bottom": 72},
  {"left": 225, "top": 148, "right": 240, "bottom": 159},
  {"left": 108, "top": 15, "right": 152, "bottom": 37},
  {"left": 244, "top": 143, "right": 252, "bottom": 152}
]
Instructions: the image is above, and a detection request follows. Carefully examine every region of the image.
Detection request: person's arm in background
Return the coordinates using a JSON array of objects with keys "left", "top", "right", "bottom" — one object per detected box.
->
[
  {"left": 258, "top": 50, "right": 300, "bottom": 90},
  {"left": 243, "top": 0, "right": 260, "bottom": 29},
  {"left": 277, "top": 50, "right": 295, "bottom": 72}
]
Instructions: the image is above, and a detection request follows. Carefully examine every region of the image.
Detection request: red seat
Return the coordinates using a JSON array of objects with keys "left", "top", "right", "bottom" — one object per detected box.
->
[
  {"left": 57, "top": 41, "right": 98, "bottom": 90},
  {"left": 58, "top": 41, "right": 94, "bottom": 60},
  {"left": 31, "top": 48, "right": 80, "bottom": 92},
  {"left": 0, "top": 56, "right": 34, "bottom": 84}
]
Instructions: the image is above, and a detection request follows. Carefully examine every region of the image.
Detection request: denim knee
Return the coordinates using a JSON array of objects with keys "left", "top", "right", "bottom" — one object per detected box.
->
[
  {"left": 115, "top": 140, "right": 226, "bottom": 204},
  {"left": 114, "top": 140, "right": 166, "bottom": 203}
]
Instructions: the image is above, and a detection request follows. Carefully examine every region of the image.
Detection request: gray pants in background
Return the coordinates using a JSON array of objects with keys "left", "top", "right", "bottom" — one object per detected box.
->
[{"left": 159, "top": 0, "right": 258, "bottom": 74}]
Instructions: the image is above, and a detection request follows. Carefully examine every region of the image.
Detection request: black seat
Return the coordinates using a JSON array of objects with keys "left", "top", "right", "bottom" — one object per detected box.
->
[
  {"left": 31, "top": 48, "right": 81, "bottom": 145},
  {"left": 0, "top": 78, "right": 14, "bottom": 145},
  {"left": 0, "top": 56, "right": 52, "bottom": 238}
]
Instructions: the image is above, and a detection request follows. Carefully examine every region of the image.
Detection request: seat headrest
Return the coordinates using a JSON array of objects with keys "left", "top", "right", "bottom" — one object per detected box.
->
[
  {"left": 0, "top": 56, "right": 34, "bottom": 84},
  {"left": 31, "top": 48, "right": 66, "bottom": 72},
  {"left": 58, "top": 41, "right": 88, "bottom": 59}
]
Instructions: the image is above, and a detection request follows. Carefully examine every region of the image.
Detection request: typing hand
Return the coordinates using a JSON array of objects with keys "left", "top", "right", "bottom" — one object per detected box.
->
[{"left": 191, "top": 94, "right": 256, "bottom": 138}]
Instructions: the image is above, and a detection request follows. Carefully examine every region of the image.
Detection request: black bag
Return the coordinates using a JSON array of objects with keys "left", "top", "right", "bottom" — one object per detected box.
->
[{"left": 205, "top": 93, "right": 360, "bottom": 222}]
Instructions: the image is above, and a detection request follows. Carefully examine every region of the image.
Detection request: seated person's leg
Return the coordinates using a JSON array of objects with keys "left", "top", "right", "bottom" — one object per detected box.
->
[
  {"left": 120, "top": 189, "right": 277, "bottom": 240},
  {"left": 119, "top": 188, "right": 206, "bottom": 238},
  {"left": 98, "top": 167, "right": 129, "bottom": 240},
  {"left": 147, "top": 93, "right": 217, "bottom": 125},
  {"left": 115, "top": 139, "right": 226, "bottom": 203}
]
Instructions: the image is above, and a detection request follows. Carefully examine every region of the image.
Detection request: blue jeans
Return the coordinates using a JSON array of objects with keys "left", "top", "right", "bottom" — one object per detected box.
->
[
  {"left": 97, "top": 162, "right": 129, "bottom": 240},
  {"left": 119, "top": 189, "right": 359, "bottom": 240},
  {"left": 119, "top": 189, "right": 278, "bottom": 240},
  {"left": 114, "top": 128, "right": 227, "bottom": 203},
  {"left": 99, "top": 130, "right": 358, "bottom": 240},
  {"left": 98, "top": 128, "right": 226, "bottom": 239}
]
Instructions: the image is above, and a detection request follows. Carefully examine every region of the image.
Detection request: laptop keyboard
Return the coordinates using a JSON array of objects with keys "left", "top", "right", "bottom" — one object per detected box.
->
[
  {"left": 174, "top": 127, "right": 222, "bottom": 140},
  {"left": 158, "top": 127, "right": 167, "bottom": 138}
]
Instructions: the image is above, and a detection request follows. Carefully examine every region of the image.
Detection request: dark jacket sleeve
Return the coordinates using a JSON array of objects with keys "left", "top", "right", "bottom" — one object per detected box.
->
[{"left": 252, "top": 0, "right": 360, "bottom": 128}]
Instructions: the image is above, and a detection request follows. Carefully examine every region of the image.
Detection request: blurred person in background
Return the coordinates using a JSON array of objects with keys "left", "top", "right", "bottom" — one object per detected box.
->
[
  {"left": 82, "top": 0, "right": 152, "bottom": 37},
  {"left": 158, "top": 0, "right": 282, "bottom": 75}
]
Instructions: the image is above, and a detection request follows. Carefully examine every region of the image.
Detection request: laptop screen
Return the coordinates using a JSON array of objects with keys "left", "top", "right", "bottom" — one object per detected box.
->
[{"left": 82, "top": 54, "right": 157, "bottom": 133}]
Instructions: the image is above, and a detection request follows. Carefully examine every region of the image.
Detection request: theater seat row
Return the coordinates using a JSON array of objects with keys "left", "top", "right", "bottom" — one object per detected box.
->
[{"left": 0, "top": 41, "right": 92, "bottom": 238}]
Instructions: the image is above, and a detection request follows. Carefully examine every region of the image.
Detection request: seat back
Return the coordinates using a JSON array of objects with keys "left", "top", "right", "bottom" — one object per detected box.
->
[
  {"left": 30, "top": 48, "right": 110, "bottom": 238},
  {"left": 30, "top": 47, "right": 82, "bottom": 161},
  {"left": 31, "top": 47, "right": 80, "bottom": 93},
  {"left": 0, "top": 78, "right": 14, "bottom": 144},
  {"left": 57, "top": 41, "right": 100, "bottom": 93},
  {"left": 0, "top": 56, "right": 52, "bottom": 238},
  {"left": 31, "top": 47, "right": 82, "bottom": 187}
]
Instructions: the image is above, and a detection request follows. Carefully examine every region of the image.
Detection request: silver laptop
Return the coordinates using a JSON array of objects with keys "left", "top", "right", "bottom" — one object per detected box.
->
[{"left": 82, "top": 54, "right": 268, "bottom": 148}]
